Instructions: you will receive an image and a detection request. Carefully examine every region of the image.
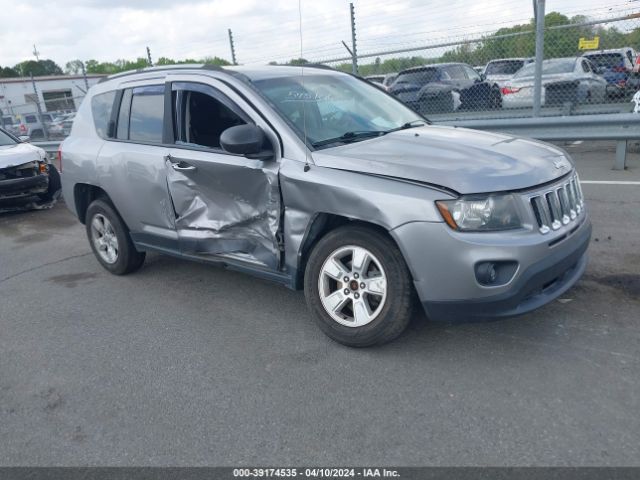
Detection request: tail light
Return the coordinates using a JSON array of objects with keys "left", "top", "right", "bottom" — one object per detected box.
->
[
  {"left": 501, "top": 86, "right": 521, "bottom": 95},
  {"left": 57, "top": 144, "right": 62, "bottom": 173},
  {"left": 19, "top": 124, "right": 27, "bottom": 132}
]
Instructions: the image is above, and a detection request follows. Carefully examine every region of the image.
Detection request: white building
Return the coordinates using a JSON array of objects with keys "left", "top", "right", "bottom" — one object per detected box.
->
[{"left": 0, "top": 74, "right": 106, "bottom": 121}]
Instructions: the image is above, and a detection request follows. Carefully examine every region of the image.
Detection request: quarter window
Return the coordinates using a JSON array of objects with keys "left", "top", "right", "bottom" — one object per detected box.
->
[
  {"left": 91, "top": 90, "right": 117, "bottom": 139},
  {"left": 128, "top": 85, "right": 164, "bottom": 143}
]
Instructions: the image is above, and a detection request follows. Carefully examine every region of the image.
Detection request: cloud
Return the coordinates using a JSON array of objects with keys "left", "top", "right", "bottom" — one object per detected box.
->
[{"left": 0, "top": 0, "right": 623, "bottom": 68}]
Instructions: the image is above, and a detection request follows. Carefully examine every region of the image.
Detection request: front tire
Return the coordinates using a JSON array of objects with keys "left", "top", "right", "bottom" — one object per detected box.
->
[
  {"left": 38, "top": 164, "right": 61, "bottom": 202},
  {"left": 304, "top": 225, "right": 414, "bottom": 347},
  {"left": 85, "top": 199, "right": 145, "bottom": 275}
]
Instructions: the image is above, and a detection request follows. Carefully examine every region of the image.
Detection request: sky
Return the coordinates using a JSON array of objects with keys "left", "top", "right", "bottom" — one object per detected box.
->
[{"left": 0, "top": 0, "right": 637, "bottom": 69}]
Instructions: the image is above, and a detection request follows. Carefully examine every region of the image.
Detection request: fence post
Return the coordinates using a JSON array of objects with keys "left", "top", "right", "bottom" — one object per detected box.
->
[
  {"left": 81, "top": 61, "right": 89, "bottom": 92},
  {"left": 30, "top": 73, "right": 49, "bottom": 141},
  {"left": 532, "top": 0, "right": 545, "bottom": 117},
  {"left": 228, "top": 29, "right": 237, "bottom": 65},
  {"left": 615, "top": 140, "right": 628, "bottom": 170},
  {"left": 349, "top": 3, "right": 358, "bottom": 75}
]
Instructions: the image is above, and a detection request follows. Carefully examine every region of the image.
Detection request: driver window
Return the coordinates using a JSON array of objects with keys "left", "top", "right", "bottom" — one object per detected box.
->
[{"left": 174, "top": 86, "right": 247, "bottom": 150}]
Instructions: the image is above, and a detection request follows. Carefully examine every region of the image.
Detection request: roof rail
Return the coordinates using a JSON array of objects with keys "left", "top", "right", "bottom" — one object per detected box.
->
[
  {"left": 276, "top": 63, "right": 335, "bottom": 71},
  {"left": 98, "top": 64, "right": 224, "bottom": 83}
]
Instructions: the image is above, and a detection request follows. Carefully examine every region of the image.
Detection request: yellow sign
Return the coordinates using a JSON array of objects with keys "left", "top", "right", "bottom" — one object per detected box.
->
[{"left": 579, "top": 36, "right": 600, "bottom": 50}]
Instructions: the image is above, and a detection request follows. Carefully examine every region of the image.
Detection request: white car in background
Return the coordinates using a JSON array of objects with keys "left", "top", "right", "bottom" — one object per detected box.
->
[
  {"left": 365, "top": 73, "right": 398, "bottom": 91},
  {"left": 501, "top": 57, "right": 607, "bottom": 109},
  {"left": 484, "top": 57, "right": 533, "bottom": 87}
]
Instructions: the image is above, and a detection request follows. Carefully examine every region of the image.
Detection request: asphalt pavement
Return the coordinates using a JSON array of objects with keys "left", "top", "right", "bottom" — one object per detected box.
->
[{"left": 0, "top": 142, "right": 638, "bottom": 466}]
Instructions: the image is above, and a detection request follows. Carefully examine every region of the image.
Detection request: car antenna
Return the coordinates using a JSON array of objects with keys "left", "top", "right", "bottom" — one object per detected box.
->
[{"left": 298, "top": 0, "right": 311, "bottom": 172}]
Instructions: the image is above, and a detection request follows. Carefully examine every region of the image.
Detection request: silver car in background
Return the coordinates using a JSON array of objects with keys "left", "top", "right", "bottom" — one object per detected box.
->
[
  {"left": 60, "top": 65, "right": 591, "bottom": 347},
  {"left": 502, "top": 57, "right": 607, "bottom": 108},
  {"left": 483, "top": 57, "right": 533, "bottom": 87}
]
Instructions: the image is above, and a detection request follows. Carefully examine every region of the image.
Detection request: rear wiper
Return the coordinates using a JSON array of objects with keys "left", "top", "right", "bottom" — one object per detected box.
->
[{"left": 311, "top": 130, "right": 385, "bottom": 148}]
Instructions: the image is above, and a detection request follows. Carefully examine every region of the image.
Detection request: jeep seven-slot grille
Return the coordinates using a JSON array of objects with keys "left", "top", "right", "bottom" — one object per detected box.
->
[{"left": 529, "top": 175, "right": 584, "bottom": 234}]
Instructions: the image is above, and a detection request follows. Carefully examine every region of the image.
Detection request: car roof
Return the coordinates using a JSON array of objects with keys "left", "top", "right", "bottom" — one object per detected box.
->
[
  {"left": 583, "top": 48, "right": 634, "bottom": 55},
  {"left": 398, "top": 62, "right": 468, "bottom": 74},
  {"left": 99, "top": 63, "right": 345, "bottom": 86},
  {"left": 487, "top": 58, "right": 531, "bottom": 62}
]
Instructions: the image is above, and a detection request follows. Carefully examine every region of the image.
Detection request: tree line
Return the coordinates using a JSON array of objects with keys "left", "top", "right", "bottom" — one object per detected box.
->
[{"left": 0, "top": 56, "right": 230, "bottom": 78}]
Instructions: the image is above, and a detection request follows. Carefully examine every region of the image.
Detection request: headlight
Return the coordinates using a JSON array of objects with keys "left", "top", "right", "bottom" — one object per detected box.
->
[{"left": 436, "top": 194, "right": 522, "bottom": 231}]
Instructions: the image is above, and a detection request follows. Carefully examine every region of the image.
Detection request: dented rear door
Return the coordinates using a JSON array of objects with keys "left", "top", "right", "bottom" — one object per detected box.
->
[{"left": 165, "top": 78, "right": 281, "bottom": 270}]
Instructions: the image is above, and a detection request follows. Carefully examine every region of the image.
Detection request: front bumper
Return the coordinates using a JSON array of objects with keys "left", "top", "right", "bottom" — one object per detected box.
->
[
  {"left": 0, "top": 174, "right": 49, "bottom": 201},
  {"left": 391, "top": 214, "right": 591, "bottom": 322}
]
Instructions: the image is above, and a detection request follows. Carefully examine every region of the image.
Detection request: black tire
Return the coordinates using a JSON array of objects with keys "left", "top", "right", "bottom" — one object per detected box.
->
[
  {"left": 490, "top": 88, "right": 502, "bottom": 110},
  {"left": 85, "top": 199, "right": 145, "bottom": 275},
  {"left": 38, "top": 164, "right": 61, "bottom": 201},
  {"left": 304, "top": 224, "right": 414, "bottom": 347}
]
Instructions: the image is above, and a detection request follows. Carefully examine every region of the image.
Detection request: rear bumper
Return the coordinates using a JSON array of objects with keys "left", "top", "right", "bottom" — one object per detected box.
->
[{"left": 0, "top": 174, "right": 49, "bottom": 200}]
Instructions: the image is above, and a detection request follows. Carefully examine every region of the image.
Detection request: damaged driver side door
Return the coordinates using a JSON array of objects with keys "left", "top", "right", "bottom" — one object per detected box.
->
[{"left": 165, "top": 80, "right": 281, "bottom": 270}]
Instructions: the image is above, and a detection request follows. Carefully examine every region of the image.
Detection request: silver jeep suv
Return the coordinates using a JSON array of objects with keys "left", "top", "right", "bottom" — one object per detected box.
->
[{"left": 60, "top": 64, "right": 591, "bottom": 347}]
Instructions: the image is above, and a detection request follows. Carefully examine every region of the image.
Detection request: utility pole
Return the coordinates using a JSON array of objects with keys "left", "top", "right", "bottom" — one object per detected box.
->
[
  {"left": 146, "top": 46, "right": 153, "bottom": 66},
  {"left": 228, "top": 29, "right": 237, "bottom": 65},
  {"left": 349, "top": 3, "right": 358, "bottom": 75},
  {"left": 532, "top": 0, "right": 545, "bottom": 117},
  {"left": 33, "top": 44, "right": 40, "bottom": 61},
  {"left": 81, "top": 61, "right": 89, "bottom": 92},
  {"left": 30, "top": 74, "right": 49, "bottom": 140}
]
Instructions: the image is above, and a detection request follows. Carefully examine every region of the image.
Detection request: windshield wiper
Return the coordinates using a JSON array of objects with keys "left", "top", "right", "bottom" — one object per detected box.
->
[
  {"left": 384, "top": 120, "right": 428, "bottom": 134},
  {"left": 311, "top": 130, "right": 385, "bottom": 148}
]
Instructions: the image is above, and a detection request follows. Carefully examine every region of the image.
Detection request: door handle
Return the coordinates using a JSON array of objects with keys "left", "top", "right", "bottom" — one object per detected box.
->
[
  {"left": 171, "top": 163, "right": 196, "bottom": 172},
  {"left": 165, "top": 154, "right": 196, "bottom": 172}
]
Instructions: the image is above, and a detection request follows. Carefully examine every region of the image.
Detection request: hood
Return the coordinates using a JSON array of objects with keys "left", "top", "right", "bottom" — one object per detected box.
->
[
  {"left": 0, "top": 142, "right": 43, "bottom": 169},
  {"left": 311, "top": 125, "right": 573, "bottom": 195}
]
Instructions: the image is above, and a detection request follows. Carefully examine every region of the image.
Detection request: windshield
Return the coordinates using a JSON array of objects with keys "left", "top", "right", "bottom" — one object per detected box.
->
[
  {"left": 485, "top": 60, "right": 525, "bottom": 75},
  {"left": 584, "top": 53, "right": 625, "bottom": 68},
  {"left": 514, "top": 59, "right": 575, "bottom": 78},
  {"left": 0, "top": 129, "right": 18, "bottom": 146},
  {"left": 253, "top": 73, "right": 424, "bottom": 148},
  {"left": 394, "top": 68, "right": 441, "bottom": 85}
]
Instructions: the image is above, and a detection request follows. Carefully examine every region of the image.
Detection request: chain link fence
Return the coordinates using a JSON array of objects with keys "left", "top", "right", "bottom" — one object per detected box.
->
[
  {"left": 316, "top": 5, "right": 640, "bottom": 122},
  {"left": 1, "top": 94, "right": 83, "bottom": 141},
  {"left": 4, "top": 1, "right": 640, "bottom": 143}
]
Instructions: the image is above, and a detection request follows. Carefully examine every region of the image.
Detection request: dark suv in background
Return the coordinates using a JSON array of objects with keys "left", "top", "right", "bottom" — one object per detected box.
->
[{"left": 389, "top": 62, "right": 502, "bottom": 114}]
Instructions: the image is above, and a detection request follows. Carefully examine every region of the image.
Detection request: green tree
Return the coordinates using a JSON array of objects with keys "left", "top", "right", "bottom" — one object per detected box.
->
[
  {"left": 0, "top": 66, "right": 19, "bottom": 78},
  {"left": 13, "top": 59, "right": 63, "bottom": 76},
  {"left": 65, "top": 59, "right": 85, "bottom": 74}
]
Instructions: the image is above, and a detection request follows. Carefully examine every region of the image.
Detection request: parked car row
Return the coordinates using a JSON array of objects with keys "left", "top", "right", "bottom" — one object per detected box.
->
[
  {"left": 2, "top": 111, "right": 76, "bottom": 140},
  {"left": 364, "top": 47, "right": 640, "bottom": 114}
]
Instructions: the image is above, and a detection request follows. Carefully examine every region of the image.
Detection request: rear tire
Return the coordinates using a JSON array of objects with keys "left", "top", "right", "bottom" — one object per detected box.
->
[
  {"left": 85, "top": 199, "right": 145, "bottom": 275},
  {"left": 304, "top": 225, "right": 414, "bottom": 347}
]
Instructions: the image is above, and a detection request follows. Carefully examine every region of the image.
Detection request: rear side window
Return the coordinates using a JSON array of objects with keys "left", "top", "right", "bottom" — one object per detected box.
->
[
  {"left": 128, "top": 86, "right": 164, "bottom": 143},
  {"left": 91, "top": 91, "right": 117, "bottom": 138},
  {"left": 25, "top": 115, "right": 37, "bottom": 123},
  {"left": 395, "top": 68, "right": 441, "bottom": 84}
]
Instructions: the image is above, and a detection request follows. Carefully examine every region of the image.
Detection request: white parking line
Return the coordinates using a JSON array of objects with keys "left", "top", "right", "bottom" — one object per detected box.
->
[{"left": 580, "top": 181, "right": 640, "bottom": 185}]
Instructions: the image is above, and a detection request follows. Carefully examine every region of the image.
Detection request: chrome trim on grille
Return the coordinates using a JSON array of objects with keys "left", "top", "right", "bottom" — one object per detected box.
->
[{"left": 528, "top": 174, "right": 584, "bottom": 235}]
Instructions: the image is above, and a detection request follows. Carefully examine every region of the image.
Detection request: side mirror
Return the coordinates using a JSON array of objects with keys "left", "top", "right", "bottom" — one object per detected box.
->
[
  {"left": 220, "top": 124, "right": 272, "bottom": 159},
  {"left": 480, "top": 73, "right": 487, "bottom": 81},
  {"left": 18, "top": 135, "right": 31, "bottom": 142}
]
